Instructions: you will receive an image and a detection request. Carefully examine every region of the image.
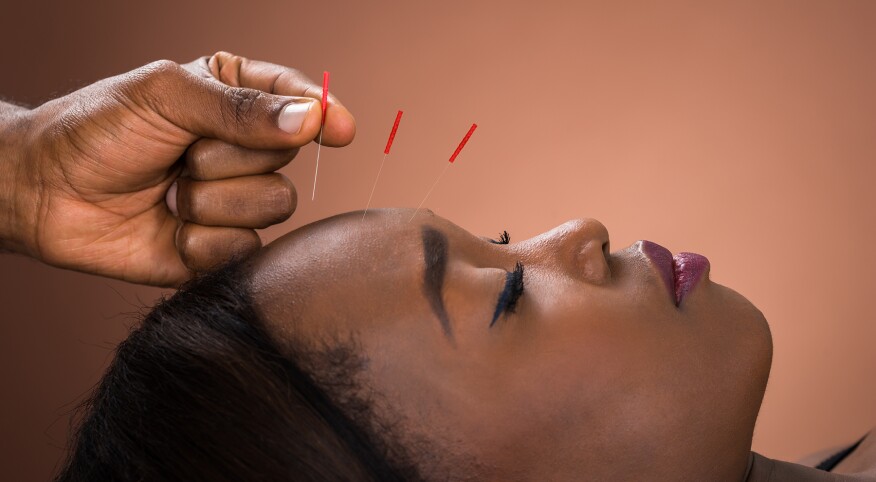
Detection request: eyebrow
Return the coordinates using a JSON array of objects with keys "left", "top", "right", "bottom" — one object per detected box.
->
[{"left": 421, "top": 227, "right": 453, "bottom": 341}]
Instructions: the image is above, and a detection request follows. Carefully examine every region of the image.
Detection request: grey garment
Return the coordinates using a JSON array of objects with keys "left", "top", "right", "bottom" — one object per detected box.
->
[
  {"left": 747, "top": 452, "right": 876, "bottom": 482},
  {"left": 817, "top": 435, "right": 870, "bottom": 472}
]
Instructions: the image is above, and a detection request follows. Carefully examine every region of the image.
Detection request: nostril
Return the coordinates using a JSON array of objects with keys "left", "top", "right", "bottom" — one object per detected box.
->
[{"left": 575, "top": 219, "right": 611, "bottom": 284}]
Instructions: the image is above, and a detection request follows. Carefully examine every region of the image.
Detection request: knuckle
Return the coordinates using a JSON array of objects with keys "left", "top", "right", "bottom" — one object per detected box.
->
[
  {"left": 221, "top": 86, "right": 265, "bottom": 126},
  {"left": 177, "top": 224, "right": 217, "bottom": 272},
  {"left": 269, "top": 174, "right": 297, "bottom": 221},
  {"left": 137, "top": 59, "right": 182, "bottom": 84},
  {"left": 281, "top": 67, "right": 306, "bottom": 83},
  {"left": 177, "top": 179, "right": 210, "bottom": 222},
  {"left": 176, "top": 224, "right": 201, "bottom": 261},
  {"left": 211, "top": 51, "right": 246, "bottom": 66},
  {"left": 148, "top": 59, "right": 180, "bottom": 73},
  {"left": 210, "top": 51, "right": 247, "bottom": 86},
  {"left": 185, "top": 142, "right": 212, "bottom": 179},
  {"left": 124, "top": 60, "right": 184, "bottom": 104},
  {"left": 185, "top": 184, "right": 211, "bottom": 221}
]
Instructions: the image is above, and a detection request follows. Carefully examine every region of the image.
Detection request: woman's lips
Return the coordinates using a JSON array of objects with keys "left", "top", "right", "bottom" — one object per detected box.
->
[
  {"left": 640, "top": 241, "right": 710, "bottom": 307},
  {"left": 673, "top": 252, "right": 710, "bottom": 306}
]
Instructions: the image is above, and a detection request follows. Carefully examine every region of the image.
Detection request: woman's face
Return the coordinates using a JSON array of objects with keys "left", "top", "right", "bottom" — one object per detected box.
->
[{"left": 250, "top": 208, "right": 772, "bottom": 480}]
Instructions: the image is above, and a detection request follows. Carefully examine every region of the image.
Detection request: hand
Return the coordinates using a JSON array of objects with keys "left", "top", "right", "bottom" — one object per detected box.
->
[{"left": 4, "top": 52, "right": 355, "bottom": 286}]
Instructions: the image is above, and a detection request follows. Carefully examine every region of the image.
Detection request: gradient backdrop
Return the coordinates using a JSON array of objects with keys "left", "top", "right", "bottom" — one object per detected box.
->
[{"left": 2, "top": 1, "right": 875, "bottom": 480}]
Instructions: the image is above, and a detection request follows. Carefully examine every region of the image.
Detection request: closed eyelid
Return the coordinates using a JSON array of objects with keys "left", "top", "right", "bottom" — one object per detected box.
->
[
  {"left": 490, "top": 262, "right": 525, "bottom": 327},
  {"left": 478, "top": 231, "right": 511, "bottom": 245},
  {"left": 490, "top": 272, "right": 510, "bottom": 326}
]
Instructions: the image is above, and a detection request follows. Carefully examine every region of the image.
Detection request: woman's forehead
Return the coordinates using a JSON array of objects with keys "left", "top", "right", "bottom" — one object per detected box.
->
[
  {"left": 266, "top": 209, "right": 439, "bottom": 249},
  {"left": 246, "top": 210, "right": 450, "bottom": 351},
  {"left": 258, "top": 210, "right": 436, "bottom": 270},
  {"left": 248, "top": 210, "right": 439, "bottom": 302}
]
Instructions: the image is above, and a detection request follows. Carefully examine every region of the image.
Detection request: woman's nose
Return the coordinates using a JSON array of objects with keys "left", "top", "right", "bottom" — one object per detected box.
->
[{"left": 522, "top": 218, "right": 611, "bottom": 285}]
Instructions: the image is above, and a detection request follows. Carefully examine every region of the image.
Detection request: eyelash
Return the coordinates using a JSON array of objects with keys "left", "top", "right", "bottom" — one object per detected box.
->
[
  {"left": 490, "top": 261, "right": 525, "bottom": 327},
  {"left": 489, "top": 231, "right": 511, "bottom": 245}
]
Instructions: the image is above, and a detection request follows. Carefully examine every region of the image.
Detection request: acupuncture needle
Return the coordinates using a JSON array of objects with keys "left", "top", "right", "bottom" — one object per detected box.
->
[
  {"left": 409, "top": 123, "right": 478, "bottom": 222},
  {"left": 311, "top": 71, "right": 330, "bottom": 200},
  {"left": 363, "top": 110, "right": 404, "bottom": 220}
]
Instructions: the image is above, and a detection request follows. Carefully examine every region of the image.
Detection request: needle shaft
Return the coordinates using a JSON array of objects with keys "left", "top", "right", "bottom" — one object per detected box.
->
[
  {"left": 312, "top": 129, "right": 323, "bottom": 200},
  {"left": 409, "top": 163, "right": 451, "bottom": 222},
  {"left": 363, "top": 153, "right": 388, "bottom": 220}
]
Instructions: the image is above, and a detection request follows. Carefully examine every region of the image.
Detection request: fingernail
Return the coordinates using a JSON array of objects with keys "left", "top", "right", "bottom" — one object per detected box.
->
[
  {"left": 278, "top": 100, "right": 314, "bottom": 134},
  {"left": 166, "top": 181, "right": 179, "bottom": 217}
]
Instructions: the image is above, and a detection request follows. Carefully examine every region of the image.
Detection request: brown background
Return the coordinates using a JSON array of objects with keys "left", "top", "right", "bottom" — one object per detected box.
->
[{"left": 2, "top": 1, "right": 874, "bottom": 480}]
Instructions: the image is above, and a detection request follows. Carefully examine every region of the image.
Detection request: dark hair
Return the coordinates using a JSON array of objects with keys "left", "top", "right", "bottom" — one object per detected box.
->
[{"left": 56, "top": 260, "right": 423, "bottom": 481}]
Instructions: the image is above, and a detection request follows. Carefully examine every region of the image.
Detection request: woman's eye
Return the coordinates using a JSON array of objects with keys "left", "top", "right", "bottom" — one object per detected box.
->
[
  {"left": 490, "top": 262, "right": 525, "bottom": 327},
  {"left": 489, "top": 231, "right": 511, "bottom": 245}
]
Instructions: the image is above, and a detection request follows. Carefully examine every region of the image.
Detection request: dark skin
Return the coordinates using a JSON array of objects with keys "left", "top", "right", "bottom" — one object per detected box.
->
[
  {"left": 249, "top": 208, "right": 778, "bottom": 481},
  {"left": 0, "top": 52, "right": 355, "bottom": 286},
  {"left": 2, "top": 54, "right": 873, "bottom": 479}
]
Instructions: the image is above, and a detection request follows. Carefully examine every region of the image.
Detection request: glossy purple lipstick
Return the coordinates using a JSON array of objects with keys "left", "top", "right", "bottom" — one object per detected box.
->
[
  {"left": 640, "top": 241, "right": 710, "bottom": 306},
  {"left": 673, "top": 252, "right": 710, "bottom": 306}
]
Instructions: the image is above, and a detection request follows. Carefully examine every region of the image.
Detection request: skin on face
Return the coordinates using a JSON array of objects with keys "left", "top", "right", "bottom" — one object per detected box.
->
[{"left": 249, "top": 208, "right": 773, "bottom": 481}]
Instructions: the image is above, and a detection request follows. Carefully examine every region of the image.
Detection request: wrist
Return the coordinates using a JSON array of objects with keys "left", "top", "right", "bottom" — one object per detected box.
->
[{"left": 0, "top": 104, "right": 40, "bottom": 257}]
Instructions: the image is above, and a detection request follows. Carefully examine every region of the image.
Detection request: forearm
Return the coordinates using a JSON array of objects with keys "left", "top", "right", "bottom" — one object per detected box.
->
[{"left": 0, "top": 100, "right": 39, "bottom": 256}]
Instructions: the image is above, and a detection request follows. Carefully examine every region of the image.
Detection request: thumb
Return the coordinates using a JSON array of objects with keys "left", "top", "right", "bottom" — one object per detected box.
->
[{"left": 134, "top": 60, "right": 322, "bottom": 149}]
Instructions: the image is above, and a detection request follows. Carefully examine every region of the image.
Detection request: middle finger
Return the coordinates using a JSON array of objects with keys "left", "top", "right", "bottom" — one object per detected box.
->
[
  {"left": 174, "top": 173, "right": 297, "bottom": 229},
  {"left": 185, "top": 138, "right": 298, "bottom": 181}
]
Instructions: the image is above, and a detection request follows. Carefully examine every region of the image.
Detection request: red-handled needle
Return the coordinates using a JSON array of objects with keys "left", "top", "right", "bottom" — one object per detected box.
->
[
  {"left": 409, "top": 123, "right": 478, "bottom": 222},
  {"left": 363, "top": 110, "right": 404, "bottom": 220}
]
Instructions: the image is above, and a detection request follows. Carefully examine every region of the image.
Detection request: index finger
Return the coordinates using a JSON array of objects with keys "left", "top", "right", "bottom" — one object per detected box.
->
[{"left": 188, "top": 52, "right": 356, "bottom": 148}]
